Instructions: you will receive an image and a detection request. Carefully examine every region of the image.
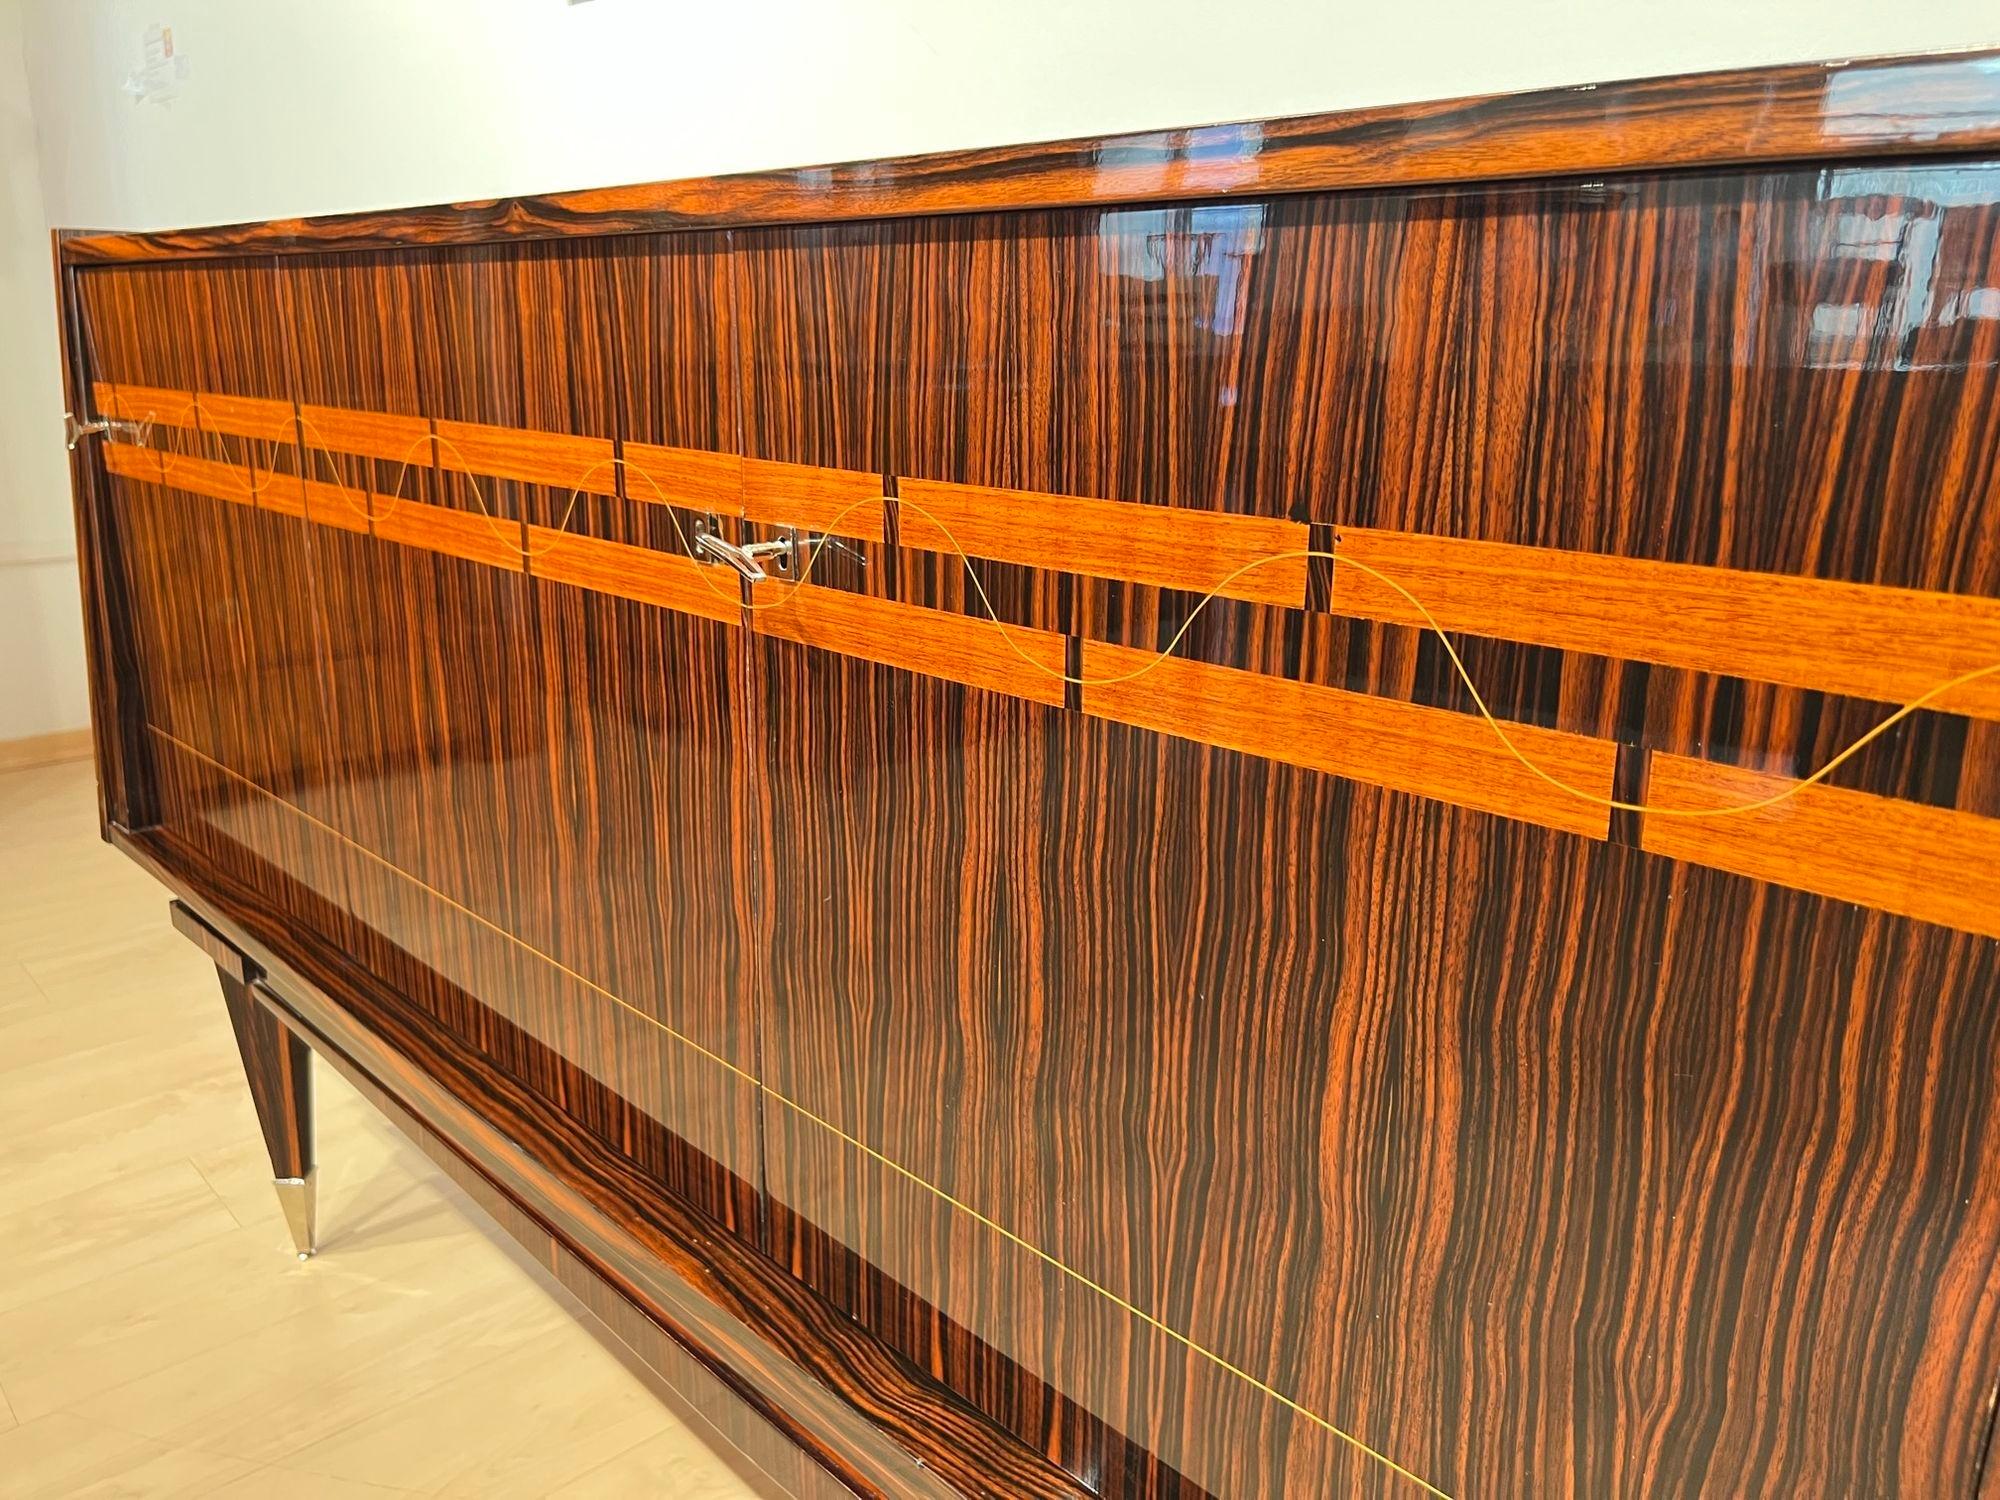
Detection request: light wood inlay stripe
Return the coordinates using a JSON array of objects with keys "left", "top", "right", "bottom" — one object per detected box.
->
[
  {"left": 1081, "top": 640, "right": 1617, "bottom": 839},
  {"left": 101, "top": 439, "right": 163, "bottom": 485},
  {"left": 297, "top": 403, "right": 433, "bottom": 466},
  {"left": 756, "top": 583, "right": 1068, "bottom": 707},
  {"left": 900, "top": 479, "right": 1311, "bottom": 607},
  {"left": 433, "top": 418, "right": 618, "bottom": 496},
  {"left": 249, "top": 466, "right": 308, "bottom": 519},
  {"left": 528, "top": 527, "right": 739, "bottom": 624},
  {"left": 1335, "top": 526, "right": 2000, "bottom": 721},
  {"left": 157, "top": 451, "right": 257, "bottom": 508},
  {"left": 107, "top": 388, "right": 2000, "bottom": 735},
  {"left": 741, "top": 458, "right": 885, "bottom": 541},
  {"left": 95, "top": 382, "right": 197, "bottom": 428},
  {"left": 302, "top": 475, "right": 372, "bottom": 535},
  {"left": 111, "top": 443, "right": 2000, "bottom": 936},
  {"left": 1641, "top": 756, "right": 2000, "bottom": 939},
  {"left": 622, "top": 442, "right": 742, "bottom": 514},
  {"left": 375, "top": 501, "right": 525, "bottom": 572},
  {"left": 197, "top": 392, "right": 297, "bottom": 444}
]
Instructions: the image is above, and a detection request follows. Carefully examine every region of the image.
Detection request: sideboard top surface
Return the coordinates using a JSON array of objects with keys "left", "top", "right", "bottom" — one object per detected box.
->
[{"left": 55, "top": 47, "right": 2000, "bottom": 262}]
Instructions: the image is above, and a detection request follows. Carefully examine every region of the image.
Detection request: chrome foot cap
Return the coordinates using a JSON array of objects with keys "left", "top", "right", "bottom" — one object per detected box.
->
[{"left": 274, "top": 1170, "right": 317, "bottom": 1259}]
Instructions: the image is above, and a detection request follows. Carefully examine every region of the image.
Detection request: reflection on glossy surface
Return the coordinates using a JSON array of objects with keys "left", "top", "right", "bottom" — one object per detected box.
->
[
  {"left": 72, "top": 147, "right": 2000, "bottom": 1498},
  {"left": 1823, "top": 54, "right": 2000, "bottom": 140},
  {"left": 57, "top": 49, "right": 2000, "bottom": 263},
  {"left": 761, "top": 159, "right": 2000, "bottom": 1498}
]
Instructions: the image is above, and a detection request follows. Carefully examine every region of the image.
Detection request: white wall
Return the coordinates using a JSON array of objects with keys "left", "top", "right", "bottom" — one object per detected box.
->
[
  {"left": 4, "top": 1, "right": 2000, "bottom": 741},
  {"left": 0, "top": 0, "right": 88, "bottom": 743}
]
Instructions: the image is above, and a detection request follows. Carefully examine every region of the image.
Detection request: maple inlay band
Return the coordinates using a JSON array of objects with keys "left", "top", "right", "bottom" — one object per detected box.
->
[
  {"left": 96, "top": 415, "right": 2000, "bottom": 943},
  {"left": 96, "top": 381, "right": 2000, "bottom": 725}
]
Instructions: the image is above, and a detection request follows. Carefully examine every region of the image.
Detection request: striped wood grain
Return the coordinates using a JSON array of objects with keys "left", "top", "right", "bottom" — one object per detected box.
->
[{"left": 71, "top": 149, "right": 2000, "bottom": 1498}]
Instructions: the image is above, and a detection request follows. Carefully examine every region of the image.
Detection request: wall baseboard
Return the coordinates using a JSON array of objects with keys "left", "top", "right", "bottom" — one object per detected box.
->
[
  {"left": 0, "top": 550, "right": 77, "bottom": 568},
  {"left": 0, "top": 728, "right": 93, "bottom": 774}
]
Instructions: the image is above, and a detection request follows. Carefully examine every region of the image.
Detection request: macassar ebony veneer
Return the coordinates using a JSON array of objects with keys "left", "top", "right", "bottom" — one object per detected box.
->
[{"left": 55, "top": 48, "right": 2000, "bottom": 1499}]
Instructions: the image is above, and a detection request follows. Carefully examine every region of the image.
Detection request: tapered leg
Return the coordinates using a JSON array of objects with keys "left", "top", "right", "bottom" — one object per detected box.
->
[{"left": 217, "top": 969, "right": 317, "bottom": 1258}]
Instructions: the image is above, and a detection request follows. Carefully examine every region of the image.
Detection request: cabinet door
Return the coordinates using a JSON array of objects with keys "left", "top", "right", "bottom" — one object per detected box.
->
[
  {"left": 744, "top": 180, "right": 2000, "bottom": 1500},
  {"left": 82, "top": 235, "right": 771, "bottom": 1240}
]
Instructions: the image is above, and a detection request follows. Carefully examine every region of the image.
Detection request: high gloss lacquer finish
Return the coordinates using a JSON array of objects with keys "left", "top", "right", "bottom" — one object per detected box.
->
[
  {"left": 54, "top": 51, "right": 2000, "bottom": 1500},
  {"left": 54, "top": 48, "right": 2000, "bottom": 264}
]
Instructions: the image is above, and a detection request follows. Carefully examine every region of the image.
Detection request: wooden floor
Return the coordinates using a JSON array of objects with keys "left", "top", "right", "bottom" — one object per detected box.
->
[{"left": 0, "top": 757, "right": 758, "bottom": 1498}]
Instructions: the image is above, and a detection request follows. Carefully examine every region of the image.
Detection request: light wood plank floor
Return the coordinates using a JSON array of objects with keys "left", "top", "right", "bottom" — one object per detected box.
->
[{"left": 0, "top": 758, "right": 758, "bottom": 1498}]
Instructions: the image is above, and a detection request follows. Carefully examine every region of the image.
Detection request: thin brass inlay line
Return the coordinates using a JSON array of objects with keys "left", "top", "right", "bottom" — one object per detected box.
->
[{"left": 145, "top": 723, "right": 1453, "bottom": 1498}]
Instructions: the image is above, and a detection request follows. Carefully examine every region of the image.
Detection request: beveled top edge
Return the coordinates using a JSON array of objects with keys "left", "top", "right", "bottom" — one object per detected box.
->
[{"left": 58, "top": 47, "right": 2000, "bottom": 264}]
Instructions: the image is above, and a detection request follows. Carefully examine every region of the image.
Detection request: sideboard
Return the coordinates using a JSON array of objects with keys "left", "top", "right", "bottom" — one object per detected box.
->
[{"left": 53, "top": 48, "right": 2000, "bottom": 1497}]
